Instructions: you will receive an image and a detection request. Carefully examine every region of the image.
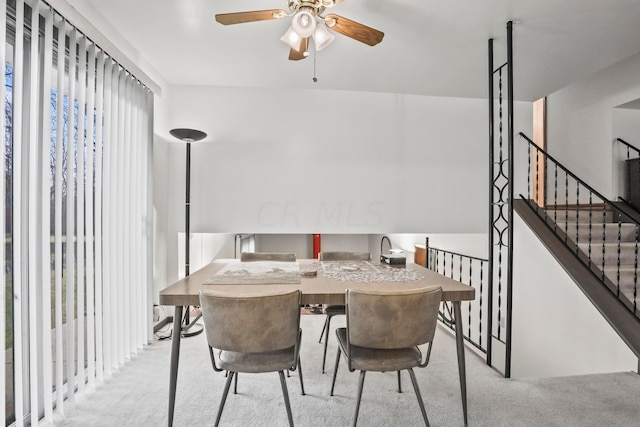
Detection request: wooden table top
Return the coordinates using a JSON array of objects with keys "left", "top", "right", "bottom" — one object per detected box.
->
[{"left": 159, "top": 259, "right": 476, "bottom": 306}]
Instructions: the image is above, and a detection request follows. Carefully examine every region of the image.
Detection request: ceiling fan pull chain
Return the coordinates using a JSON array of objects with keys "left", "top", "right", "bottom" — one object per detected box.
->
[{"left": 313, "top": 41, "right": 318, "bottom": 82}]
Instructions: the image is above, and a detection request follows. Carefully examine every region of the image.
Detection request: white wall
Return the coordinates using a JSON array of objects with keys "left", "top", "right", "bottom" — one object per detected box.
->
[
  {"left": 546, "top": 52, "right": 640, "bottom": 198},
  {"left": 254, "top": 233, "right": 370, "bottom": 259},
  {"left": 152, "top": 133, "right": 171, "bottom": 303},
  {"left": 504, "top": 52, "right": 640, "bottom": 377},
  {"left": 254, "top": 233, "right": 486, "bottom": 258},
  {"left": 152, "top": 51, "right": 640, "bottom": 381},
  {"left": 161, "top": 85, "right": 532, "bottom": 235},
  {"left": 389, "top": 233, "right": 488, "bottom": 259},
  {"left": 612, "top": 107, "right": 640, "bottom": 198},
  {"left": 512, "top": 215, "right": 637, "bottom": 378},
  {"left": 612, "top": 107, "right": 640, "bottom": 143},
  {"left": 154, "top": 84, "right": 531, "bottom": 306}
]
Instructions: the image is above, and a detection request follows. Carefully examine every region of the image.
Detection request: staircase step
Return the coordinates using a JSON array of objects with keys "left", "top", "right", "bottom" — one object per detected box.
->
[
  {"left": 556, "top": 222, "right": 638, "bottom": 243},
  {"left": 603, "top": 266, "right": 640, "bottom": 287},
  {"left": 620, "top": 289, "right": 639, "bottom": 306},
  {"left": 544, "top": 208, "right": 615, "bottom": 223},
  {"left": 577, "top": 242, "right": 639, "bottom": 265},
  {"left": 602, "top": 267, "right": 640, "bottom": 306},
  {"left": 541, "top": 203, "right": 639, "bottom": 303}
]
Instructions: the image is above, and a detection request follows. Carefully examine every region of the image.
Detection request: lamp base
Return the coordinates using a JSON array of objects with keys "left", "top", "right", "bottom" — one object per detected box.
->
[{"left": 380, "top": 253, "right": 406, "bottom": 267}]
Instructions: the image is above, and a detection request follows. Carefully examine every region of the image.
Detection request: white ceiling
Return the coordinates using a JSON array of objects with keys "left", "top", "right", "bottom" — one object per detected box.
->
[{"left": 66, "top": 0, "right": 640, "bottom": 102}]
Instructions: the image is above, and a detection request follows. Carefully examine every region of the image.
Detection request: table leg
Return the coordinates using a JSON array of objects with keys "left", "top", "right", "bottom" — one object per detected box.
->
[
  {"left": 168, "top": 305, "right": 183, "bottom": 427},
  {"left": 453, "top": 301, "right": 468, "bottom": 426}
]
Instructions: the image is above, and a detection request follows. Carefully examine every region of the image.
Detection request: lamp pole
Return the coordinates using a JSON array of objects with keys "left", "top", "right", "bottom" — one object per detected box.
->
[
  {"left": 170, "top": 128, "right": 207, "bottom": 337},
  {"left": 184, "top": 140, "right": 191, "bottom": 276}
]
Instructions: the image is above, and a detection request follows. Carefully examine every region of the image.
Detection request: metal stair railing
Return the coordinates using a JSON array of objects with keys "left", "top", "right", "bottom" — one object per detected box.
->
[
  {"left": 424, "top": 241, "right": 489, "bottom": 356},
  {"left": 519, "top": 132, "right": 639, "bottom": 318}
]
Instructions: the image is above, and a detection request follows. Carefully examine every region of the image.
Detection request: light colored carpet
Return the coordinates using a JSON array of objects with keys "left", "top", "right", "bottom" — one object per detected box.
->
[{"left": 47, "top": 315, "right": 640, "bottom": 426}]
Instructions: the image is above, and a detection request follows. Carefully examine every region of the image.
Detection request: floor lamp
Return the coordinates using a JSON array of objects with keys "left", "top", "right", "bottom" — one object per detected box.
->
[{"left": 170, "top": 128, "right": 207, "bottom": 338}]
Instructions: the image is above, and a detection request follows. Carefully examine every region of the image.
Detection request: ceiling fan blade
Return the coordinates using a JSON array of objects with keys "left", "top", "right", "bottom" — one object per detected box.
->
[
  {"left": 289, "top": 38, "right": 309, "bottom": 61},
  {"left": 215, "top": 9, "right": 287, "bottom": 25},
  {"left": 324, "top": 13, "right": 384, "bottom": 46}
]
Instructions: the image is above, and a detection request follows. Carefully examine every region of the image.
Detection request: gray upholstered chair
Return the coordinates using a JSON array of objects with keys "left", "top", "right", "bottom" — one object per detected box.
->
[
  {"left": 231, "top": 251, "right": 299, "bottom": 391},
  {"left": 199, "top": 289, "right": 304, "bottom": 427},
  {"left": 330, "top": 287, "right": 443, "bottom": 427},
  {"left": 240, "top": 252, "right": 296, "bottom": 262},
  {"left": 317, "top": 251, "right": 372, "bottom": 373}
]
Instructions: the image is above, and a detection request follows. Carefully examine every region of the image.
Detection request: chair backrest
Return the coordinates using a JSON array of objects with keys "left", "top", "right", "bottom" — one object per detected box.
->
[
  {"left": 346, "top": 287, "right": 442, "bottom": 349},
  {"left": 199, "top": 289, "right": 301, "bottom": 353},
  {"left": 318, "top": 251, "right": 372, "bottom": 261},
  {"left": 241, "top": 252, "right": 296, "bottom": 262}
]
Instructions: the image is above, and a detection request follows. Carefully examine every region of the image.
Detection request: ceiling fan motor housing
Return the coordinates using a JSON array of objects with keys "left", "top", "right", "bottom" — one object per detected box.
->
[{"left": 288, "top": 0, "right": 328, "bottom": 17}]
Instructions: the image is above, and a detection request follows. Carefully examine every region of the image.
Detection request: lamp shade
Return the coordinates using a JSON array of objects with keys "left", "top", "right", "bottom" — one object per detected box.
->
[
  {"left": 313, "top": 24, "right": 335, "bottom": 51},
  {"left": 170, "top": 128, "right": 207, "bottom": 143},
  {"left": 281, "top": 26, "right": 303, "bottom": 51},
  {"left": 291, "top": 10, "right": 316, "bottom": 37}
]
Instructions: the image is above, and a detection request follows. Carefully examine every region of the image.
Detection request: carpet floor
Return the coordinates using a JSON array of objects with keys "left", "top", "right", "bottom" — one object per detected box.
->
[{"left": 47, "top": 314, "right": 640, "bottom": 427}]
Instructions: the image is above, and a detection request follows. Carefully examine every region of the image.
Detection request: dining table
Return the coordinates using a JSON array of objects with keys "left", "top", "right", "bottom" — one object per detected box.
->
[{"left": 159, "top": 258, "right": 476, "bottom": 426}]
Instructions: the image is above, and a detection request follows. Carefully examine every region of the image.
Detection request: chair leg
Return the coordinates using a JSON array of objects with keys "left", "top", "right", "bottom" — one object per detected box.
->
[
  {"left": 407, "top": 368, "right": 430, "bottom": 427},
  {"left": 330, "top": 347, "right": 341, "bottom": 396},
  {"left": 318, "top": 315, "right": 329, "bottom": 343},
  {"left": 214, "top": 371, "right": 235, "bottom": 427},
  {"left": 297, "top": 355, "right": 306, "bottom": 395},
  {"left": 352, "top": 371, "right": 367, "bottom": 427},
  {"left": 397, "top": 371, "right": 402, "bottom": 393},
  {"left": 233, "top": 372, "right": 238, "bottom": 394},
  {"left": 321, "top": 315, "right": 333, "bottom": 373},
  {"left": 278, "top": 371, "right": 294, "bottom": 427}
]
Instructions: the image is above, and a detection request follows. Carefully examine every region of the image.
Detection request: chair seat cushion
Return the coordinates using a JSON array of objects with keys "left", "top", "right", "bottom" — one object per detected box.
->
[
  {"left": 218, "top": 346, "right": 296, "bottom": 373},
  {"left": 335, "top": 328, "right": 422, "bottom": 372},
  {"left": 324, "top": 305, "right": 346, "bottom": 316}
]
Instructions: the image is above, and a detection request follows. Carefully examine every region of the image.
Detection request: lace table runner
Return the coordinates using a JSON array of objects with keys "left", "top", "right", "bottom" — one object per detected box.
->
[
  {"left": 205, "top": 261, "right": 301, "bottom": 285},
  {"left": 320, "top": 261, "right": 423, "bottom": 283}
]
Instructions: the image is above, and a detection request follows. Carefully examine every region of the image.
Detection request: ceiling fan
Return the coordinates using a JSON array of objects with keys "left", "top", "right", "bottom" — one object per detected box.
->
[{"left": 214, "top": 0, "right": 384, "bottom": 61}]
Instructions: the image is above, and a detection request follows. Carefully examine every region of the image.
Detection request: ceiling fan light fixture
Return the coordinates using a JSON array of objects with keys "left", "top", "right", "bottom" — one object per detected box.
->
[
  {"left": 313, "top": 23, "right": 335, "bottom": 50},
  {"left": 291, "top": 10, "right": 316, "bottom": 37},
  {"left": 280, "top": 26, "right": 303, "bottom": 50}
]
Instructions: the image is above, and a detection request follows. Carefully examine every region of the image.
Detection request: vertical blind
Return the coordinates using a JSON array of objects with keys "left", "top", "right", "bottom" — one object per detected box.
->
[{"left": 1, "top": 1, "right": 154, "bottom": 425}]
